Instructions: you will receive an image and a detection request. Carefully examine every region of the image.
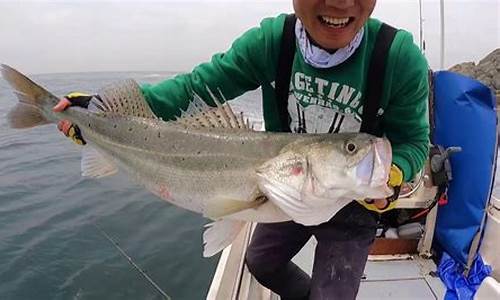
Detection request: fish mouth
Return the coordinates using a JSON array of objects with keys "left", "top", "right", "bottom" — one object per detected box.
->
[
  {"left": 371, "top": 138, "right": 392, "bottom": 187},
  {"left": 356, "top": 138, "right": 392, "bottom": 187}
]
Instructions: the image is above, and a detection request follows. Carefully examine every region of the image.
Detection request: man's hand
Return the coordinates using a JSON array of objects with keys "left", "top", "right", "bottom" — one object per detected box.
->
[
  {"left": 52, "top": 92, "right": 94, "bottom": 145},
  {"left": 359, "top": 164, "right": 403, "bottom": 213}
]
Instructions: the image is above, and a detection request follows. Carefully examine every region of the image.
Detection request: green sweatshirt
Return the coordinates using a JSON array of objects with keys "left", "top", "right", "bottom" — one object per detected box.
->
[{"left": 141, "top": 14, "right": 430, "bottom": 182}]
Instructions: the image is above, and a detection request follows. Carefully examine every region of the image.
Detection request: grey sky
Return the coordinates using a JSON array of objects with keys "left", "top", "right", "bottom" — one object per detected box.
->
[{"left": 0, "top": 0, "right": 498, "bottom": 74}]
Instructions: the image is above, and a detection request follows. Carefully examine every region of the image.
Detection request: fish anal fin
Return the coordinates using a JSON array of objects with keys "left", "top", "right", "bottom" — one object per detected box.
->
[
  {"left": 81, "top": 146, "right": 118, "bottom": 178},
  {"left": 203, "top": 219, "right": 247, "bottom": 257}
]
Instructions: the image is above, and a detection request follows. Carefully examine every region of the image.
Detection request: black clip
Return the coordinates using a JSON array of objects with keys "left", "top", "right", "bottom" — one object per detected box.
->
[{"left": 430, "top": 145, "right": 462, "bottom": 186}]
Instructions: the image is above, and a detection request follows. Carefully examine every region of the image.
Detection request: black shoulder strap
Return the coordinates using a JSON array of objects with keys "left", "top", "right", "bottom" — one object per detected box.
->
[
  {"left": 275, "top": 14, "right": 297, "bottom": 132},
  {"left": 427, "top": 69, "right": 436, "bottom": 144},
  {"left": 359, "top": 23, "right": 398, "bottom": 136}
]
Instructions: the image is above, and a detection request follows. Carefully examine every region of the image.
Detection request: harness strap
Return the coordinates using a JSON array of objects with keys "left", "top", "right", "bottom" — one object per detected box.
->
[
  {"left": 275, "top": 14, "right": 297, "bottom": 132},
  {"left": 360, "top": 23, "right": 398, "bottom": 136}
]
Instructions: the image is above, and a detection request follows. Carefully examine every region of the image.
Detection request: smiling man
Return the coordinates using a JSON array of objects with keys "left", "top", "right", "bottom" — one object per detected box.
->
[
  {"left": 54, "top": 0, "right": 429, "bottom": 298},
  {"left": 295, "top": 0, "right": 375, "bottom": 51}
]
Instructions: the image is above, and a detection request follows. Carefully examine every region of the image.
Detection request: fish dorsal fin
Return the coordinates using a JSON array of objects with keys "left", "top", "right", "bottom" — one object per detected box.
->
[
  {"left": 92, "top": 79, "right": 157, "bottom": 119},
  {"left": 175, "top": 90, "right": 251, "bottom": 130}
]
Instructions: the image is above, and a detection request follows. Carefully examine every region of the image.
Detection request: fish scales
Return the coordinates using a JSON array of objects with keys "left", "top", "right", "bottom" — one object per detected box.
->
[
  {"left": 57, "top": 110, "right": 277, "bottom": 212},
  {"left": 75, "top": 113, "right": 301, "bottom": 214}
]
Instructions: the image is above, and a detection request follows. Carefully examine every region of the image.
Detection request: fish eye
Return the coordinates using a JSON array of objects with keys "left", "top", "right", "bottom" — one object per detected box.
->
[{"left": 345, "top": 141, "right": 357, "bottom": 154}]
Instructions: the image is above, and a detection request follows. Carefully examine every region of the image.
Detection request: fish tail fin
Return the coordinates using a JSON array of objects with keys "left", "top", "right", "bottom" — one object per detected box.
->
[
  {"left": 1, "top": 64, "right": 58, "bottom": 128},
  {"left": 202, "top": 219, "right": 247, "bottom": 257},
  {"left": 7, "top": 103, "right": 51, "bottom": 128}
]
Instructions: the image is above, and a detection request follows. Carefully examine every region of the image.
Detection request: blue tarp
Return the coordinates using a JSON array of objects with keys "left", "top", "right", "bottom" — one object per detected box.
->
[
  {"left": 438, "top": 252, "right": 492, "bottom": 300},
  {"left": 432, "top": 71, "right": 497, "bottom": 266}
]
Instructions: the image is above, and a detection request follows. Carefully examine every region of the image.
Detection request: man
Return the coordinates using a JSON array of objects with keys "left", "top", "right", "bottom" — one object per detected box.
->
[{"left": 54, "top": 0, "right": 429, "bottom": 299}]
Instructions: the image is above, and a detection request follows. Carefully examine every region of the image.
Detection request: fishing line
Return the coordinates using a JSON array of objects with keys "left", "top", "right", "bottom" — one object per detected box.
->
[{"left": 93, "top": 222, "right": 172, "bottom": 300}]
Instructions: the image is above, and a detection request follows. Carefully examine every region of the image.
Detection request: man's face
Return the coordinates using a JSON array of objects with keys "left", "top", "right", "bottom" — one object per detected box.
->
[{"left": 293, "top": 0, "right": 376, "bottom": 50}]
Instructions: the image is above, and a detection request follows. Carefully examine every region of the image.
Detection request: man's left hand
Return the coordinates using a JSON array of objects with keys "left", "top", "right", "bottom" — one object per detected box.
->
[{"left": 53, "top": 92, "right": 95, "bottom": 145}]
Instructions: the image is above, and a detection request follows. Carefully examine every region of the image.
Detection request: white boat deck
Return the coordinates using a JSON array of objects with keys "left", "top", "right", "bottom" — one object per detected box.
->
[
  {"left": 292, "top": 238, "right": 446, "bottom": 300},
  {"left": 208, "top": 226, "right": 446, "bottom": 300}
]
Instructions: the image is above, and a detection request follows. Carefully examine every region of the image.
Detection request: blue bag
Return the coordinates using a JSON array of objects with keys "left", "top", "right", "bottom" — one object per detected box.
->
[{"left": 432, "top": 71, "right": 497, "bottom": 299}]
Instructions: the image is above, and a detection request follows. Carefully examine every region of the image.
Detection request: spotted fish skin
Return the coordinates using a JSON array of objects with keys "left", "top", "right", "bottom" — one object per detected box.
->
[{"left": 1, "top": 64, "right": 393, "bottom": 256}]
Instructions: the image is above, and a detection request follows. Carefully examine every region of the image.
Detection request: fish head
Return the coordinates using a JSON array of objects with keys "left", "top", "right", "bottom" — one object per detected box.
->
[
  {"left": 304, "top": 134, "right": 394, "bottom": 200},
  {"left": 256, "top": 134, "right": 393, "bottom": 206}
]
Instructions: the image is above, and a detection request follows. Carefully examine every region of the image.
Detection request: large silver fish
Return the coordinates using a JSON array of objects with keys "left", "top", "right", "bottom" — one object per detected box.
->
[{"left": 1, "top": 64, "right": 393, "bottom": 256}]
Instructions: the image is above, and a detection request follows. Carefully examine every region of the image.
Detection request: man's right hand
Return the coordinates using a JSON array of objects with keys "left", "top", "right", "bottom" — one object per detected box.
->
[
  {"left": 52, "top": 92, "right": 94, "bottom": 145},
  {"left": 358, "top": 164, "right": 404, "bottom": 213}
]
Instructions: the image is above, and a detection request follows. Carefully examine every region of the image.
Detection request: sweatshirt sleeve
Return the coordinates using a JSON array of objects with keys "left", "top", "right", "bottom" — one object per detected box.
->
[
  {"left": 382, "top": 32, "right": 430, "bottom": 182},
  {"left": 140, "top": 15, "right": 284, "bottom": 121}
]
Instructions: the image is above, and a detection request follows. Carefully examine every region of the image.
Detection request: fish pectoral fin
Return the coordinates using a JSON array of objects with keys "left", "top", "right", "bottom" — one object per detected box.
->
[
  {"left": 81, "top": 146, "right": 118, "bottom": 178},
  {"left": 203, "top": 219, "right": 247, "bottom": 257},
  {"left": 203, "top": 194, "right": 267, "bottom": 219}
]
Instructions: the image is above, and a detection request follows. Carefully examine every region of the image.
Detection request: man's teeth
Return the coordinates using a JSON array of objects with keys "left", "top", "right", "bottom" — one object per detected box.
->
[{"left": 320, "top": 16, "right": 350, "bottom": 28}]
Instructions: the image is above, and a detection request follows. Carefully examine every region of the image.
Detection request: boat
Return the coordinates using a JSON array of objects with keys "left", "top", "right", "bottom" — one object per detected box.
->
[{"left": 207, "top": 165, "right": 500, "bottom": 299}]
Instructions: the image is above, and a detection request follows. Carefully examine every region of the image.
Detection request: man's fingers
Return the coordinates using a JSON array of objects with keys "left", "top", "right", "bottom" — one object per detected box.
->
[
  {"left": 373, "top": 199, "right": 388, "bottom": 209},
  {"left": 58, "top": 120, "right": 72, "bottom": 136},
  {"left": 364, "top": 199, "right": 389, "bottom": 209},
  {"left": 53, "top": 98, "right": 72, "bottom": 112}
]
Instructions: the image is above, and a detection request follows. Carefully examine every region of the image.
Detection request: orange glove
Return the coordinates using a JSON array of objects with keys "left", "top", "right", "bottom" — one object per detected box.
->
[{"left": 53, "top": 92, "right": 95, "bottom": 145}]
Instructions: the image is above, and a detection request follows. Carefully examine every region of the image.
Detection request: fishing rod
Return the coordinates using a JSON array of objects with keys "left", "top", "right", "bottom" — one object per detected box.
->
[
  {"left": 418, "top": 0, "right": 426, "bottom": 55},
  {"left": 93, "top": 222, "right": 172, "bottom": 300},
  {"left": 440, "top": 0, "right": 445, "bottom": 69}
]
